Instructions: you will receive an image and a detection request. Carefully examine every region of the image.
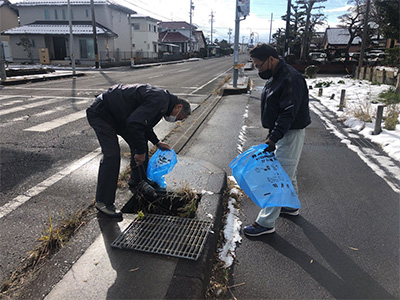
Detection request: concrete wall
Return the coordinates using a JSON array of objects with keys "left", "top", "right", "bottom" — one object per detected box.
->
[{"left": 355, "top": 66, "right": 398, "bottom": 86}]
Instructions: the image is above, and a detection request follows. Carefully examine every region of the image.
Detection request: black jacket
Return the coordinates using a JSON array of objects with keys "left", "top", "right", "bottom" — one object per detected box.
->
[
  {"left": 89, "top": 84, "right": 178, "bottom": 153},
  {"left": 261, "top": 59, "right": 311, "bottom": 143}
]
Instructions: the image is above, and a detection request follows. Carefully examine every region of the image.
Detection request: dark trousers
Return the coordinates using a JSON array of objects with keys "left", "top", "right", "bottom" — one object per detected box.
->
[{"left": 87, "top": 104, "right": 148, "bottom": 206}]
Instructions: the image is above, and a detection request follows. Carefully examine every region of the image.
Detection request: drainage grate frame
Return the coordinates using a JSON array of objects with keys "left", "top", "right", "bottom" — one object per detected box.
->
[{"left": 111, "top": 214, "right": 213, "bottom": 260}]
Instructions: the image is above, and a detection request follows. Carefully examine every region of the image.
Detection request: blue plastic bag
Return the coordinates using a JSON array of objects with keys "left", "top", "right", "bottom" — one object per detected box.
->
[
  {"left": 147, "top": 149, "right": 178, "bottom": 188},
  {"left": 229, "top": 144, "right": 301, "bottom": 209}
]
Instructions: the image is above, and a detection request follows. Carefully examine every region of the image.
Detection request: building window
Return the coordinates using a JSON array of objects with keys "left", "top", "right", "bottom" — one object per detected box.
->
[
  {"left": 54, "top": 9, "right": 58, "bottom": 20},
  {"left": 71, "top": 9, "right": 74, "bottom": 19},
  {"left": 85, "top": 9, "right": 89, "bottom": 18},
  {"left": 44, "top": 9, "right": 50, "bottom": 20},
  {"left": 132, "top": 24, "right": 140, "bottom": 30},
  {"left": 80, "top": 39, "right": 94, "bottom": 59},
  {"left": 132, "top": 44, "right": 135, "bottom": 48},
  {"left": 62, "top": 9, "right": 66, "bottom": 20},
  {"left": 153, "top": 25, "right": 157, "bottom": 32},
  {"left": 149, "top": 24, "right": 151, "bottom": 31}
]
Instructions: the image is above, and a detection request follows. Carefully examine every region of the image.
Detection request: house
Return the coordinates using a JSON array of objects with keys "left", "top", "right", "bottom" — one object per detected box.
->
[
  {"left": 159, "top": 30, "right": 189, "bottom": 53},
  {"left": 2, "top": 0, "right": 136, "bottom": 65},
  {"left": 158, "top": 21, "right": 198, "bottom": 53},
  {"left": 322, "top": 27, "right": 362, "bottom": 54},
  {"left": 130, "top": 14, "right": 160, "bottom": 60},
  {"left": 194, "top": 30, "right": 207, "bottom": 56},
  {"left": 0, "top": 0, "right": 19, "bottom": 62}
]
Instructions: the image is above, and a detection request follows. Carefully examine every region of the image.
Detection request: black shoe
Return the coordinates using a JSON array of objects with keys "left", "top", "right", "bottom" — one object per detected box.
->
[
  {"left": 280, "top": 208, "right": 300, "bottom": 216},
  {"left": 96, "top": 202, "right": 123, "bottom": 218},
  {"left": 130, "top": 180, "right": 158, "bottom": 198},
  {"left": 147, "top": 180, "right": 167, "bottom": 194}
]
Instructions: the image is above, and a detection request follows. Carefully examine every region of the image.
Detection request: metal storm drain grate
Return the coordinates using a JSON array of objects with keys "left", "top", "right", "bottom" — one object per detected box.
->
[{"left": 111, "top": 214, "right": 213, "bottom": 260}]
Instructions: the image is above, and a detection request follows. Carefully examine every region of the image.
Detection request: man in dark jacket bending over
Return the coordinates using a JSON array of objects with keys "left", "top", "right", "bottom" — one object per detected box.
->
[
  {"left": 87, "top": 84, "right": 191, "bottom": 218},
  {"left": 243, "top": 44, "right": 311, "bottom": 236}
]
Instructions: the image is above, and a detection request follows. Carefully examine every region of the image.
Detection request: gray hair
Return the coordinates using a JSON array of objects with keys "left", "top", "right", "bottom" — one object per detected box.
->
[{"left": 177, "top": 97, "right": 191, "bottom": 116}]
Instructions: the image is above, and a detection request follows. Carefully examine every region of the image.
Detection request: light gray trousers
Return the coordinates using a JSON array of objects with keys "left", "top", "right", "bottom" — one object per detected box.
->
[{"left": 255, "top": 129, "right": 305, "bottom": 228}]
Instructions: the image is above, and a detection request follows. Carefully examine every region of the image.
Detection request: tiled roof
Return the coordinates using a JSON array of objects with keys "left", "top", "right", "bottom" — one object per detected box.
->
[
  {"left": 158, "top": 21, "right": 197, "bottom": 30},
  {"left": 2, "top": 20, "right": 117, "bottom": 36},
  {"left": 159, "top": 31, "right": 189, "bottom": 43},
  {"left": 326, "top": 28, "right": 361, "bottom": 45}
]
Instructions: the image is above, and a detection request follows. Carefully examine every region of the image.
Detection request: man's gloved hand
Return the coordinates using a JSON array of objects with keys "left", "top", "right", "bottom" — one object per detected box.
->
[
  {"left": 156, "top": 142, "right": 171, "bottom": 150},
  {"left": 265, "top": 138, "right": 276, "bottom": 152},
  {"left": 134, "top": 153, "right": 146, "bottom": 166}
]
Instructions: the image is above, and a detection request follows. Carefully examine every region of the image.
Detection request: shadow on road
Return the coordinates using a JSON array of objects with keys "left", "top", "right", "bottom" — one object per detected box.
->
[{"left": 256, "top": 216, "right": 396, "bottom": 299}]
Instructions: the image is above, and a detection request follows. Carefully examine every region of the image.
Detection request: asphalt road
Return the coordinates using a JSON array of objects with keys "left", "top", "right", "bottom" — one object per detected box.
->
[{"left": 0, "top": 55, "right": 237, "bottom": 285}]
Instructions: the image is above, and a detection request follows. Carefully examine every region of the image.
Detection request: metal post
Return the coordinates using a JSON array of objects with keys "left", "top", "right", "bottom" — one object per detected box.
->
[
  {"left": 233, "top": 0, "right": 240, "bottom": 88},
  {"left": 338, "top": 89, "right": 346, "bottom": 111},
  {"left": 373, "top": 105, "right": 385, "bottom": 135},
  {"left": 68, "top": 0, "right": 76, "bottom": 76}
]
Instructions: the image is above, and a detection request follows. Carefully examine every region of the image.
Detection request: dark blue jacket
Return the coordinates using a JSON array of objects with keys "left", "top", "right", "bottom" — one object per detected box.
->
[
  {"left": 261, "top": 59, "right": 311, "bottom": 143},
  {"left": 89, "top": 84, "right": 178, "bottom": 153}
]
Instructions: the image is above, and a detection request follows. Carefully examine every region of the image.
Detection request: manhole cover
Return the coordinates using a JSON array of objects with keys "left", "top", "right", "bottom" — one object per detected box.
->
[{"left": 111, "top": 214, "right": 213, "bottom": 260}]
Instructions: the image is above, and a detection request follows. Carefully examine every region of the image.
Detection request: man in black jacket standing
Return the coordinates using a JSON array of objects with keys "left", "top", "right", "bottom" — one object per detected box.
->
[
  {"left": 244, "top": 44, "right": 311, "bottom": 236},
  {"left": 87, "top": 84, "right": 191, "bottom": 218}
]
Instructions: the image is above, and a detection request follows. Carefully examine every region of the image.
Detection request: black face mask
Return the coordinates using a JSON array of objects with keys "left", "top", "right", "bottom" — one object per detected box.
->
[{"left": 258, "top": 69, "right": 273, "bottom": 80}]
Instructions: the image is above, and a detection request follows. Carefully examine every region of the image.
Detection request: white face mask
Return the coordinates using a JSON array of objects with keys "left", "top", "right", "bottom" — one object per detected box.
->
[{"left": 164, "top": 115, "right": 176, "bottom": 122}]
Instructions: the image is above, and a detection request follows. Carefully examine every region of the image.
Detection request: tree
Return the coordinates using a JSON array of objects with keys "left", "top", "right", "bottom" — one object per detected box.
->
[
  {"left": 373, "top": 0, "right": 399, "bottom": 40},
  {"left": 16, "top": 36, "right": 34, "bottom": 64},
  {"left": 296, "top": 0, "right": 327, "bottom": 61},
  {"left": 338, "top": 0, "right": 365, "bottom": 62}
]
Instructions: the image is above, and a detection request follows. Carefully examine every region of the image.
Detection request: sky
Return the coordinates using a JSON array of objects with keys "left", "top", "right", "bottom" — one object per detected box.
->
[{"left": 118, "top": 0, "right": 353, "bottom": 43}]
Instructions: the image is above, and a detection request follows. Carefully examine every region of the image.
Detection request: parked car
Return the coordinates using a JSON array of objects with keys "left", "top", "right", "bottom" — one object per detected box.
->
[
  {"left": 309, "top": 52, "right": 327, "bottom": 62},
  {"left": 367, "top": 52, "right": 386, "bottom": 65}
]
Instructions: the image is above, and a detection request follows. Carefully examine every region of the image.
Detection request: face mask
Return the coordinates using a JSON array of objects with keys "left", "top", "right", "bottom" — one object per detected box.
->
[
  {"left": 164, "top": 115, "right": 176, "bottom": 122},
  {"left": 258, "top": 69, "right": 273, "bottom": 80}
]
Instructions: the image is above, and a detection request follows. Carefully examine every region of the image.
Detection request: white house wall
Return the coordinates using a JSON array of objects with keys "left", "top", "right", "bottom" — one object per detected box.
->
[
  {"left": 17, "top": 4, "right": 132, "bottom": 54},
  {"left": 131, "top": 18, "right": 158, "bottom": 58}
]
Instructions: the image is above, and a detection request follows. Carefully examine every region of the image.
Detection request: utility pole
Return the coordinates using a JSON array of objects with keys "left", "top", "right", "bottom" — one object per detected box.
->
[
  {"left": 189, "top": 0, "right": 194, "bottom": 53},
  {"left": 358, "top": 0, "right": 371, "bottom": 71},
  {"left": 284, "top": 0, "right": 291, "bottom": 57},
  {"left": 67, "top": 0, "right": 76, "bottom": 76},
  {"left": 90, "top": 0, "right": 99, "bottom": 68},
  {"left": 210, "top": 10, "right": 214, "bottom": 46}
]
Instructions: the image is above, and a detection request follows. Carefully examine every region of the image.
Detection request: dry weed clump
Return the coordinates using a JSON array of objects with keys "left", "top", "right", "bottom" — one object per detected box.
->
[{"left": 0, "top": 208, "right": 92, "bottom": 296}]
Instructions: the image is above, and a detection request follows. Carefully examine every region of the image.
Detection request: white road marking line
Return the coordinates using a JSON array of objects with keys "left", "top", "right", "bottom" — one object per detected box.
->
[
  {"left": 0, "top": 99, "right": 58, "bottom": 116},
  {"left": 0, "top": 148, "right": 101, "bottom": 220},
  {"left": 24, "top": 109, "right": 87, "bottom": 132},
  {"left": 189, "top": 67, "right": 231, "bottom": 95}
]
